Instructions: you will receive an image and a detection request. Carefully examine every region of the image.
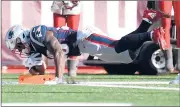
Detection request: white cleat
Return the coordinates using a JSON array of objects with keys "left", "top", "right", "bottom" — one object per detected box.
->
[
  {"left": 44, "top": 77, "right": 66, "bottom": 85},
  {"left": 66, "top": 76, "right": 78, "bottom": 84},
  {"left": 44, "top": 80, "right": 58, "bottom": 85}
]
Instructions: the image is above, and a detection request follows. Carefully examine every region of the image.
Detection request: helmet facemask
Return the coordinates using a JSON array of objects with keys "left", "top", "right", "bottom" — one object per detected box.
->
[{"left": 12, "top": 36, "right": 31, "bottom": 58}]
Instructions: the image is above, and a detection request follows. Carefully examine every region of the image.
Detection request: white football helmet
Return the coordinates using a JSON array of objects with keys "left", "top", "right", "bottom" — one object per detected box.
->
[{"left": 5, "top": 25, "right": 31, "bottom": 57}]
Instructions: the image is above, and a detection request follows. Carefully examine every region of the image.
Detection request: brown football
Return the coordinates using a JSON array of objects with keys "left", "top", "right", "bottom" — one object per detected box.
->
[{"left": 28, "top": 62, "right": 47, "bottom": 75}]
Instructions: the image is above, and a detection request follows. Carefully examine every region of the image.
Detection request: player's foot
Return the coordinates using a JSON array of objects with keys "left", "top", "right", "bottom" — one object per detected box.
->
[
  {"left": 170, "top": 68, "right": 179, "bottom": 74},
  {"left": 169, "top": 74, "right": 180, "bottom": 84},
  {"left": 44, "top": 77, "right": 66, "bottom": 85},
  {"left": 66, "top": 76, "right": 77, "bottom": 84},
  {"left": 143, "top": 9, "right": 171, "bottom": 24},
  {"left": 151, "top": 27, "right": 169, "bottom": 50}
]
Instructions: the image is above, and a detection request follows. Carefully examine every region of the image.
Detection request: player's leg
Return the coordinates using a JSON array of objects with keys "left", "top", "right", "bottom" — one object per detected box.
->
[
  {"left": 115, "top": 27, "right": 166, "bottom": 53},
  {"left": 53, "top": 13, "right": 66, "bottom": 27},
  {"left": 128, "top": 9, "right": 154, "bottom": 34},
  {"left": 159, "top": 1, "right": 172, "bottom": 49},
  {"left": 67, "top": 15, "right": 80, "bottom": 30},
  {"left": 159, "top": 1, "right": 174, "bottom": 72},
  {"left": 169, "top": 1, "right": 180, "bottom": 84},
  {"left": 114, "top": 9, "right": 154, "bottom": 52},
  {"left": 66, "top": 15, "right": 80, "bottom": 80},
  {"left": 169, "top": 50, "right": 180, "bottom": 84},
  {"left": 129, "top": 9, "right": 171, "bottom": 34},
  {"left": 173, "top": 2, "right": 180, "bottom": 49},
  {"left": 173, "top": 1, "right": 180, "bottom": 71},
  {"left": 169, "top": 48, "right": 180, "bottom": 84},
  {"left": 115, "top": 8, "right": 171, "bottom": 52}
]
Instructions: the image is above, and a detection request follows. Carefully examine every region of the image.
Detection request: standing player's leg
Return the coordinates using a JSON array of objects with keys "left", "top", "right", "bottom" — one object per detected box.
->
[
  {"left": 169, "top": 1, "right": 180, "bottom": 84},
  {"left": 67, "top": 15, "right": 80, "bottom": 30},
  {"left": 173, "top": 2, "right": 180, "bottom": 49},
  {"left": 159, "top": 1, "right": 174, "bottom": 72},
  {"left": 66, "top": 15, "right": 80, "bottom": 80},
  {"left": 159, "top": 1, "right": 172, "bottom": 49},
  {"left": 169, "top": 49, "right": 180, "bottom": 84},
  {"left": 53, "top": 13, "right": 66, "bottom": 28}
]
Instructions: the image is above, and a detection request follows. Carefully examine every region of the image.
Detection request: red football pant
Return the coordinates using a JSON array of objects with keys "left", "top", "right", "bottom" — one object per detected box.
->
[
  {"left": 159, "top": 1, "right": 180, "bottom": 48},
  {"left": 53, "top": 13, "right": 80, "bottom": 59},
  {"left": 53, "top": 13, "right": 80, "bottom": 30}
]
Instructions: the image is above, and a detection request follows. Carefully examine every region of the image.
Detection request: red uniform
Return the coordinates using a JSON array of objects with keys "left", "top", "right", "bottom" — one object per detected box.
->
[
  {"left": 159, "top": 1, "right": 180, "bottom": 73},
  {"left": 160, "top": 1, "right": 180, "bottom": 84},
  {"left": 159, "top": 1, "right": 180, "bottom": 48},
  {"left": 51, "top": 1, "right": 81, "bottom": 30}
]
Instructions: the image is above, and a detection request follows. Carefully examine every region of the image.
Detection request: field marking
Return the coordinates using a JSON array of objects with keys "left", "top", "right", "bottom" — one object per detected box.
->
[
  {"left": 2, "top": 81, "right": 179, "bottom": 91},
  {"left": 72, "top": 84, "right": 180, "bottom": 91},
  {"left": 78, "top": 81, "right": 169, "bottom": 85},
  {"left": 2, "top": 103, "right": 132, "bottom": 106},
  {"left": 71, "top": 81, "right": 180, "bottom": 91},
  {"left": 2, "top": 81, "right": 19, "bottom": 85},
  {"left": 2, "top": 81, "right": 170, "bottom": 85}
]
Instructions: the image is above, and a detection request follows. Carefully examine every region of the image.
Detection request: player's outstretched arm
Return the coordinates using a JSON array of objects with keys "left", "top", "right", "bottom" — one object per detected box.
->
[{"left": 43, "top": 31, "right": 65, "bottom": 82}]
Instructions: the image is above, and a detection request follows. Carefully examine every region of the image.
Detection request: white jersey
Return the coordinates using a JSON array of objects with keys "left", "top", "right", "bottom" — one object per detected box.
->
[
  {"left": 77, "top": 26, "right": 133, "bottom": 63},
  {"left": 51, "top": 1, "right": 81, "bottom": 15}
]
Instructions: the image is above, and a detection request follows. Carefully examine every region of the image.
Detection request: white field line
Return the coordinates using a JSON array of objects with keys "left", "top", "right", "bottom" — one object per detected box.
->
[
  {"left": 70, "top": 82, "right": 180, "bottom": 91},
  {"left": 2, "top": 103, "right": 133, "bottom": 106},
  {"left": 72, "top": 84, "right": 179, "bottom": 91},
  {"left": 78, "top": 81, "right": 169, "bottom": 85},
  {"left": 2, "top": 81, "right": 169, "bottom": 85},
  {"left": 2, "top": 81, "right": 179, "bottom": 91}
]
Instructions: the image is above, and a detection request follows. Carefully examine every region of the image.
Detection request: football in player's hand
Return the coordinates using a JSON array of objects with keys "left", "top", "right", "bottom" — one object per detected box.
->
[{"left": 28, "top": 62, "right": 47, "bottom": 75}]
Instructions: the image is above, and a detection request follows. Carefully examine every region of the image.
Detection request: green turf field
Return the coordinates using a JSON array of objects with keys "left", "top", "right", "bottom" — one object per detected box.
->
[{"left": 2, "top": 74, "right": 180, "bottom": 106}]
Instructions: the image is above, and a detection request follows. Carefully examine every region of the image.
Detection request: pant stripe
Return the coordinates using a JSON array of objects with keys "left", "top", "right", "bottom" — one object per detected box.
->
[{"left": 86, "top": 33, "right": 117, "bottom": 48}]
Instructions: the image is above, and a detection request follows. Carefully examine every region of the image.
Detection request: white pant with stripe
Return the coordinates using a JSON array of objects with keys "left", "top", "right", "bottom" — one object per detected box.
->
[{"left": 77, "top": 26, "right": 133, "bottom": 63}]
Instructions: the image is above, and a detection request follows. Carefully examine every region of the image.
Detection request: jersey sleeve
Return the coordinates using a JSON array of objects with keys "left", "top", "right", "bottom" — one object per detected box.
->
[
  {"left": 30, "top": 25, "right": 47, "bottom": 45},
  {"left": 29, "top": 25, "right": 49, "bottom": 56}
]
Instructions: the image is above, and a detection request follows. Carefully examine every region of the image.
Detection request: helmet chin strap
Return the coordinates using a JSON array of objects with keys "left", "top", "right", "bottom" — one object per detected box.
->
[
  {"left": 12, "top": 49, "right": 29, "bottom": 58},
  {"left": 22, "top": 48, "right": 30, "bottom": 55},
  {"left": 20, "top": 52, "right": 29, "bottom": 58},
  {"left": 20, "top": 43, "right": 31, "bottom": 58}
]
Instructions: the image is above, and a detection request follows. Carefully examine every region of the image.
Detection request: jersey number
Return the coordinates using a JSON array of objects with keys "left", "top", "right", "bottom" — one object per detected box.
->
[
  {"left": 33, "top": 26, "right": 42, "bottom": 37},
  {"left": 36, "top": 31, "right": 42, "bottom": 37}
]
